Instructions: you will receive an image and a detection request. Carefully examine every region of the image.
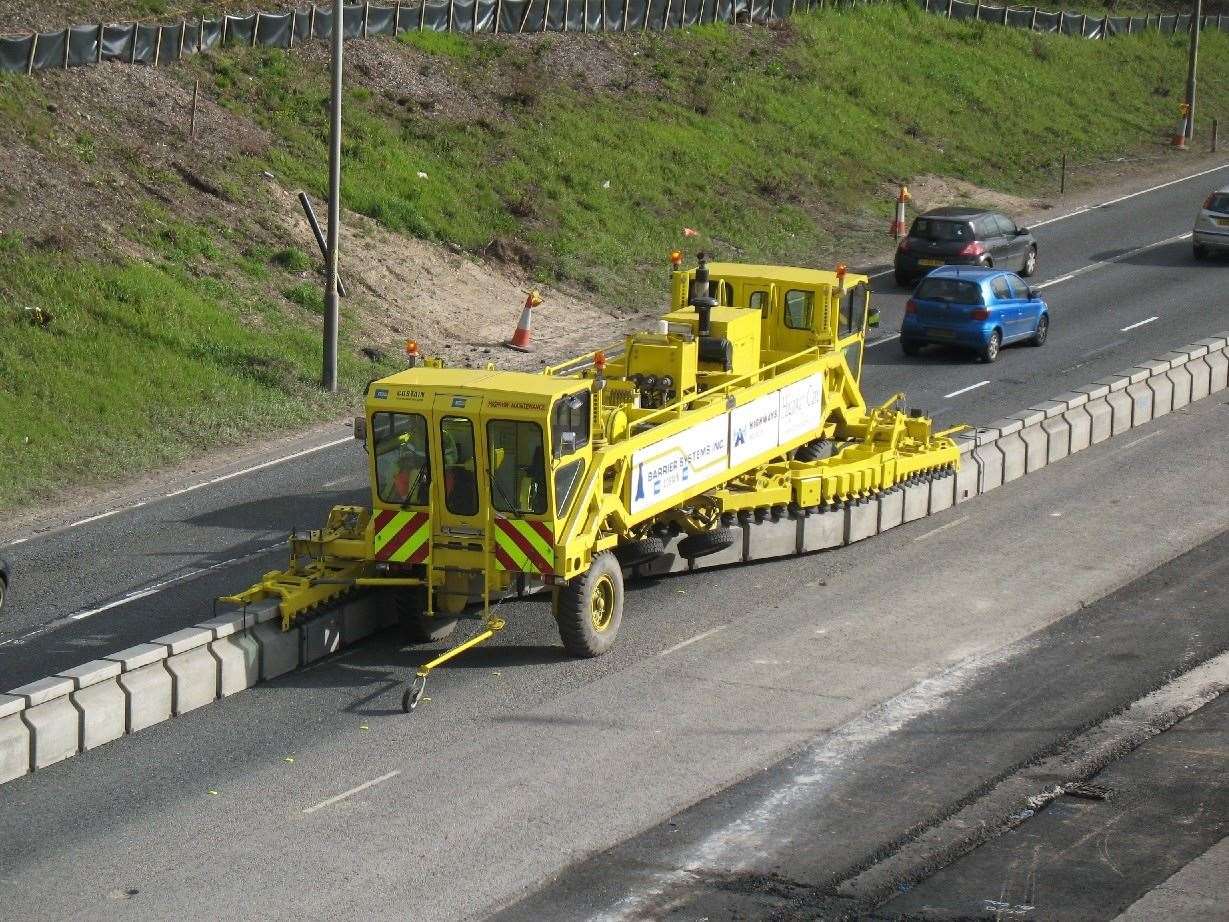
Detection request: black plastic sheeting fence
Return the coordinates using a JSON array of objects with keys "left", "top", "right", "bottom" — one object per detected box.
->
[
  {"left": 919, "top": 0, "right": 1229, "bottom": 38},
  {"left": 0, "top": 0, "right": 838, "bottom": 75}
]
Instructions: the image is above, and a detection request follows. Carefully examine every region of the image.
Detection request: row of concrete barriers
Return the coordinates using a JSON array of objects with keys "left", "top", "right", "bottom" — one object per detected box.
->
[{"left": 1, "top": 331, "right": 1226, "bottom": 786}]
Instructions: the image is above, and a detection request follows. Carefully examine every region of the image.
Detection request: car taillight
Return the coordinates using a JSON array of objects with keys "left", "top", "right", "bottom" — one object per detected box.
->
[
  {"left": 905, "top": 299, "right": 917, "bottom": 314},
  {"left": 897, "top": 238, "right": 911, "bottom": 253},
  {"left": 970, "top": 308, "right": 990, "bottom": 320},
  {"left": 1204, "top": 194, "right": 1215, "bottom": 209},
  {"left": 957, "top": 241, "right": 986, "bottom": 257}
]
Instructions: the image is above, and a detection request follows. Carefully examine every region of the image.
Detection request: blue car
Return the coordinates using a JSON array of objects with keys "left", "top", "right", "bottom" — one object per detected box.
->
[{"left": 900, "top": 267, "right": 1049, "bottom": 363}]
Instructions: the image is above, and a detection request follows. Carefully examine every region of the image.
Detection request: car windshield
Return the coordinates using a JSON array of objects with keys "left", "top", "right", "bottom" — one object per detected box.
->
[
  {"left": 1205, "top": 193, "right": 1229, "bottom": 214},
  {"left": 915, "top": 277, "right": 983, "bottom": 304},
  {"left": 910, "top": 218, "right": 973, "bottom": 241}
]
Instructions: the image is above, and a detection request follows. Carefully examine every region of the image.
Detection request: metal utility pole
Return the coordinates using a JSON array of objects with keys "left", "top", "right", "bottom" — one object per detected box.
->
[
  {"left": 1184, "top": 0, "right": 1202, "bottom": 140},
  {"left": 322, "top": 1, "right": 344, "bottom": 392}
]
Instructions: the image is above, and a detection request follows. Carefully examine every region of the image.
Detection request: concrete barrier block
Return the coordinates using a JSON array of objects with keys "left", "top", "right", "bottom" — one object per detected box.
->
[
  {"left": 1207, "top": 348, "right": 1228, "bottom": 393},
  {"left": 1146, "top": 373, "right": 1174, "bottom": 418},
  {"left": 154, "top": 627, "right": 213, "bottom": 656},
  {"left": 972, "top": 441, "right": 1003, "bottom": 492},
  {"left": 985, "top": 418, "right": 1024, "bottom": 437},
  {"left": 8, "top": 676, "right": 75, "bottom": 707},
  {"left": 1040, "top": 416, "right": 1070, "bottom": 463},
  {"left": 73, "top": 680, "right": 126, "bottom": 751},
  {"left": 1074, "top": 382, "right": 1111, "bottom": 402},
  {"left": 1064, "top": 405, "right": 1092, "bottom": 453},
  {"left": 1136, "top": 358, "right": 1172, "bottom": 377},
  {"left": 1188, "top": 356, "right": 1211, "bottom": 402},
  {"left": 929, "top": 474, "right": 955, "bottom": 514},
  {"left": 902, "top": 482, "right": 930, "bottom": 522},
  {"left": 118, "top": 662, "right": 172, "bottom": 732},
  {"left": 690, "top": 525, "right": 747, "bottom": 571},
  {"left": 302, "top": 611, "right": 343, "bottom": 665},
  {"left": 1094, "top": 375, "right": 1130, "bottom": 393},
  {"left": 1179, "top": 343, "right": 1209, "bottom": 360},
  {"left": 1119, "top": 368, "right": 1151, "bottom": 385},
  {"left": 1053, "top": 391, "right": 1090, "bottom": 410},
  {"left": 747, "top": 517, "right": 801, "bottom": 560},
  {"left": 1125, "top": 381, "right": 1154, "bottom": 427},
  {"left": 636, "top": 535, "right": 689, "bottom": 578},
  {"left": 197, "top": 610, "right": 258, "bottom": 639},
  {"left": 1030, "top": 400, "right": 1068, "bottom": 419},
  {"left": 165, "top": 647, "right": 219, "bottom": 716},
  {"left": 1167, "top": 364, "right": 1192, "bottom": 410},
  {"left": 59, "top": 660, "right": 122, "bottom": 688},
  {"left": 338, "top": 597, "right": 379, "bottom": 646},
  {"left": 1008, "top": 409, "right": 1046, "bottom": 429},
  {"left": 879, "top": 488, "right": 906, "bottom": 527},
  {"left": 1019, "top": 424, "right": 1048, "bottom": 473},
  {"left": 999, "top": 432, "right": 1027, "bottom": 483},
  {"left": 21, "top": 697, "right": 79, "bottom": 769},
  {"left": 845, "top": 500, "right": 879, "bottom": 544},
  {"left": 1105, "top": 389, "right": 1132, "bottom": 436},
  {"left": 211, "top": 632, "right": 260, "bottom": 698},
  {"left": 1085, "top": 398, "right": 1112, "bottom": 444},
  {"left": 253, "top": 621, "right": 302, "bottom": 681},
  {"left": 1194, "top": 336, "right": 1228, "bottom": 352},
  {"left": 954, "top": 459, "right": 978, "bottom": 504},
  {"left": 105, "top": 642, "right": 169, "bottom": 672},
  {"left": 800, "top": 510, "right": 843, "bottom": 552},
  {"left": 250, "top": 600, "right": 282, "bottom": 625},
  {"left": 1163, "top": 350, "right": 1193, "bottom": 368},
  {"left": 0, "top": 710, "right": 31, "bottom": 784}
]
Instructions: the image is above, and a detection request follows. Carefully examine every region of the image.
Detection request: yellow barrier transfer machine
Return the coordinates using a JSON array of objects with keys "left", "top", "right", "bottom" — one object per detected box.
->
[{"left": 221, "top": 254, "right": 962, "bottom": 710}]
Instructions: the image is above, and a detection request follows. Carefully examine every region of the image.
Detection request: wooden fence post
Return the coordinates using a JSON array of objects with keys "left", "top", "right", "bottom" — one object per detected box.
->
[
  {"left": 1002, "top": 5, "right": 1008, "bottom": 25},
  {"left": 622, "top": 0, "right": 630, "bottom": 30},
  {"left": 131, "top": 25, "right": 139, "bottom": 63},
  {"left": 190, "top": 78, "right": 199, "bottom": 139},
  {"left": 251, "top": 13, "right": 260, "bottom": 46},
  {"left": 26, "top": 32, "right": 37, "bottom": 75},
  {"left": 363, "top": 2, "right": 371, "bottom": 36},
  {"left": 155, "top": 24, "right": 163, "bottom": 64},
  {"left": 97, "top": 24, "right": 104, "bottom": 63},
  {"left": 63, "top": 27, "right": 71, "bottom": 69}
]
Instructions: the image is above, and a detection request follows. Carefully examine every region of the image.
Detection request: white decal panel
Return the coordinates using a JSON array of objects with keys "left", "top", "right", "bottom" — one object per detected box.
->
[
  {"left": 729, "top": 391, "right": 780, "bottom": 467},
  {"left": 778, "top": 373, "right": 824, "bottom": 445},
  {"left": 630, "top": 414, "right": 729, "bottom": 514}
]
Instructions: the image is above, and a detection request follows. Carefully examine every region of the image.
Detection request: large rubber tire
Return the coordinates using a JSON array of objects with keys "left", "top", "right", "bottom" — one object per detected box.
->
[
  {"left": 677, "top": 527, "right": 738, "bottom": 560},
  {"left": 393, "top": 588, "right": 458, "bottom": 643},
  {"left": 795, "top": 439, "right": 833, "bottom": 463},
  {"left": 1193, "top": 243, "right": 1208, "bottom": 261},
  {"left": 1029, "top": 313, "right": 1049, "bottom": 347},
  {"left": 980, "top": 330, "right": 1002, "bottom": 364},
  {"left": 1021, "top": 245, "right": 1038, "bottom": 277},
  {"left": 556, "top": 551, "right": 624, "bottom": 658},
  {"left": 894, "top": 268, "right": 912, "bottom": 288},
  {"left": 901, "top": 338, "right": 922, "bottom": 357},
  {"left": 614, "top": 536, "right": 666, "bottom": 568}
]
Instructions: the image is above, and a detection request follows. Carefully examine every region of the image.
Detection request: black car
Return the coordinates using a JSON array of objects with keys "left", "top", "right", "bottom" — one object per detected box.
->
[
  {"left": 894, "top": 207, "right": 1038, "bottom": 287},
  {"left": 0, "top": 558, "right": 7, "bottom": 612}
]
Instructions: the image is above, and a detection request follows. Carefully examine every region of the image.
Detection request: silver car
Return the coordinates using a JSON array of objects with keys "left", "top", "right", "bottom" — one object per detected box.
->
[{"left": 1193, "top": 186, "right": 1229, "bottom": 259}]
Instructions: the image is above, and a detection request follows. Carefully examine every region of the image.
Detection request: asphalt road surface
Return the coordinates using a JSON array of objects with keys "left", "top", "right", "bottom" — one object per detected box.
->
[
  {"left": 0, "top": 349, "right": 1226, "bottom": 920},
  {"left": 1, "top": 161, "right": 1227, "bottom": 691}
]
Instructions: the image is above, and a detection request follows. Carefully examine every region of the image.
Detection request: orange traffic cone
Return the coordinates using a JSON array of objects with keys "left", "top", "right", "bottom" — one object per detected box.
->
[
  {"left": 507, "top": 290, "right": 542, "bottom": 352},
  {"left": 890, "top": 183, "right": 910, "bottom": 238},
  {"left": 1172, "top": 103, "right": 1190, "bottom": 149}
]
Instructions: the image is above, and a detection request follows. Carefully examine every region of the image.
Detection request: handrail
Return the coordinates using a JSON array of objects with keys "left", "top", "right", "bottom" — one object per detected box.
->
[{"left": 542, "top": 344, "right": 625, "bottom": 377}]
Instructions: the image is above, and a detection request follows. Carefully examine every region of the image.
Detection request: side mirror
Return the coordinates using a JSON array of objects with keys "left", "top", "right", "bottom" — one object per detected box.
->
[
  {"left": 1027, "top": 287, "right": 1039, "bottom": 300},
  {"left": 555, "top": 432, "right": 577, "bottom": 459},
  {"left": 1016, "top": 227, "right": 1030, "bottom": 235},
  {"left": 353, "top": 415, "right": 367, "bottom": 444}
]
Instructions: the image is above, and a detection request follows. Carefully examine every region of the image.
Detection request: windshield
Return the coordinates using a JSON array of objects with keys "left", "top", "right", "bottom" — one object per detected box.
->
[
  {"left": 915, "top": 277, "right": 984, "bottom": 305},
  {"left": 1206, "top": 193, "right": 1229, "bottom": 214},
  {"left": 373, "top": 412, "right": 430, "bottom": 506},
  {"left": 488, "top": 420, "right": 547, "bottom": 515},
  {"left": 910, "top": 218, "right": 973, "bottom": 241}
]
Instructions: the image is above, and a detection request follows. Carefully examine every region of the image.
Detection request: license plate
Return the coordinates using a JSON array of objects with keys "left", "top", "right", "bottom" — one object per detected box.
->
[
  {"left": 918, "top": 258, "right": 944, "bottom": 267},
  {"left": 1217, "top": 218, "right": 1229, "bottom": 226}
]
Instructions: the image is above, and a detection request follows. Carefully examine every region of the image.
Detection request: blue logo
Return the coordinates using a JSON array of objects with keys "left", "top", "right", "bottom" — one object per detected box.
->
[
  {"left": 374, "top": 388, "right": 388, "bottom": 399},
  {"left": 634, "top": 466, "right": 646, "bottom": 502},
  {"left": 451, "top": 397, "right": 466, "bottom": 408},
  {"left": 734, "top": 426, "right": 746, "bottom": 448}
]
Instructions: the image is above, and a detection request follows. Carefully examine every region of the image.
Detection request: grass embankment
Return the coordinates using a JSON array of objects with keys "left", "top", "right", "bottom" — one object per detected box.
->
[{"left": 2, "top": 1, "right": 1228, "bottom": 512}]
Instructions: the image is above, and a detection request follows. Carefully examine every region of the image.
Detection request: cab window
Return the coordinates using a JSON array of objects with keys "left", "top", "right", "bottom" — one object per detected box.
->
[
  {"left": 441, "top": 416, "right": 478, "bottom": 516},
  {"left": 1006, "top": 276, "right": 1030, "bottom": 300},
  {"left": 373, "top": 412, "right": 429, "bottom": 506},
  {"left": 749, "top": 290, "right": 768, "bottom": 313},
  {"left": 784, "top": 289, "right": 814, "bottom": 330},
  {"left": 488, "top": 420, "right": 547, "bottom": 515},
  {"left": 551, "top": 391, "right": 590, "bottom": 457},
  {"left": 553, "top": 458, "right": 585, "bottom": 516}
]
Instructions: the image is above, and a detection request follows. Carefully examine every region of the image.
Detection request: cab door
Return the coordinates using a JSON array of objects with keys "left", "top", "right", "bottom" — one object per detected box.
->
[{"left": 431, "top": 393, "right": 486, "bottom": 535}]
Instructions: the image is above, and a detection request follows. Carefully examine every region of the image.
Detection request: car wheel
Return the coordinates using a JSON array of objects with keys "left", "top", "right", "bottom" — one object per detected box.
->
[
  {"left": 0, "top": 575, "right": 5, "bottom": 612},
  {"left": 980, "top": 330, "right": 1002, "bottom": 363},
  {"left": 901, "top": 338, "right": 922, "bottom": 357},
  {"left": 556, "top": 551, "right": 624, "bottom": 658},
  {"left": 1193, "top": 243, "right": 1208, "bottom": 260},
  {"left": 1021, "top": 246, "right": 1038, "bottom": 277},
  {"left": 1030, "top": 313, "right": 1049, "bottom": 346},
  {"left": 894, "top": 268, "right": 912, "bottom": 287}
]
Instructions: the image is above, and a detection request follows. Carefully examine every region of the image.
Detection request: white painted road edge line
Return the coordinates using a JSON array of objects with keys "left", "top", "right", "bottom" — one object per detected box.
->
[
  {"left": 866, "top": 333, "right": 901, "bottom": 348},
  {"left": 1029, "top": 161, "right": 1229, "bottom": 228},
  {"left": 912, "top": 516, "right": 969, "bottom": 542},
  {"left": 303, "top": 770, "right": 402, "bottom": 815},
  {"left": 164, "top": 436, "right": 352, "bottom": 498},
  {"left": 1035, "top": 232, "right": 1192, "bottom": 290},
  {"left": 943, "top": 381, "right": 990, "bottom": 400},
  {"left": 1122, "top": 316, "right": 1159, "bottom": 332},
  {"left": 659, "top": 626, "right": 727, "bottom": 657}
]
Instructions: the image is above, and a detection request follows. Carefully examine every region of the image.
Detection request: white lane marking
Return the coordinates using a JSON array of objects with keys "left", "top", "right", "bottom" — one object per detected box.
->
[
  {"left": 164, "top": 436, "right": 351, "bottom": 498},
  {"left": 912, "top": 515, "right": 969, "bottom": 542},
  {"left": 866, "top": 332, "right": 902, "bottom": 348},
  {"left": 67, "top": 502, "right": 147, "bottom": 528},
  {"left": 1121, "top": 316, "right": 1159, "bottom": 332},
  {"left": 1034, "top": 232, "right": 1191, "bottom": 290},
  {"left": 943, "top": 381, "right": 990, "bottom": 400},
  {"left": 1029, "top": 161, "right": 1229, "bottom": 228},
  {"left": 303, "top": 770, "right": 401, "bottom": 815},
  {"left": 63, "top": 539, "right": 285, "bottom": 623},
  {"left": 6, "top": 537, "right": 29, "bottom": 546},
  {"left": 659, "top": 626, "right": 726, "bottom": 657}
]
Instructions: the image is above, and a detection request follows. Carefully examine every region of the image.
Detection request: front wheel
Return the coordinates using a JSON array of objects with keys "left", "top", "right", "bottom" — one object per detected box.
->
[
  {"left": 901, "top": 338, "right": 922, "bottom": 357},
  {"left": 393, "top": 588, "right": 458, "bottom": 643},
  {"left": 556, "top": 551, "right": 624, "bottom": 658},
  {"left": 980, "top": 330, "right": 1002, "bottom": 363},
  {"left": 1021, "top": 246, "right": 1038, "bottom": 277},
  {"left": 1030, "top": 313, "right": 1049, "bottom": 346}
]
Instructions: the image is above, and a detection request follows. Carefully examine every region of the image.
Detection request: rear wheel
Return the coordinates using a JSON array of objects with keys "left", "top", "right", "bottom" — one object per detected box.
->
[
  {"left": 1030, "top": 313, "right": 1049, "bottom": 346},
  {"left": 901, "top": 338, "right": 922, "bottom": 357},
  {"left": 678, "top": 527, "right": 738, "bottom": 560},
  {"left": 1193, "top": 243, "right": 1209, "bottom": 260},
  {"left": 1021, "top": 246, "right": 1038, "bottom": 277},
  {"left": 894, "top": 268, "right": 912, "bottom": 288},
  {"left": 556, "top": 551, "right": 624, "bottom": 658},
  {"left": 980, "top": 330, "right": 1002, "bottom": 363},
  {"left": 614, "top": 536, "right": 665, "bottom": 568},
  {"left": 393, "top": 588, "right": 458, "bottom": 643},
  {"left": 795, "top": 439, "right": 833, "bottom": 462}
]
